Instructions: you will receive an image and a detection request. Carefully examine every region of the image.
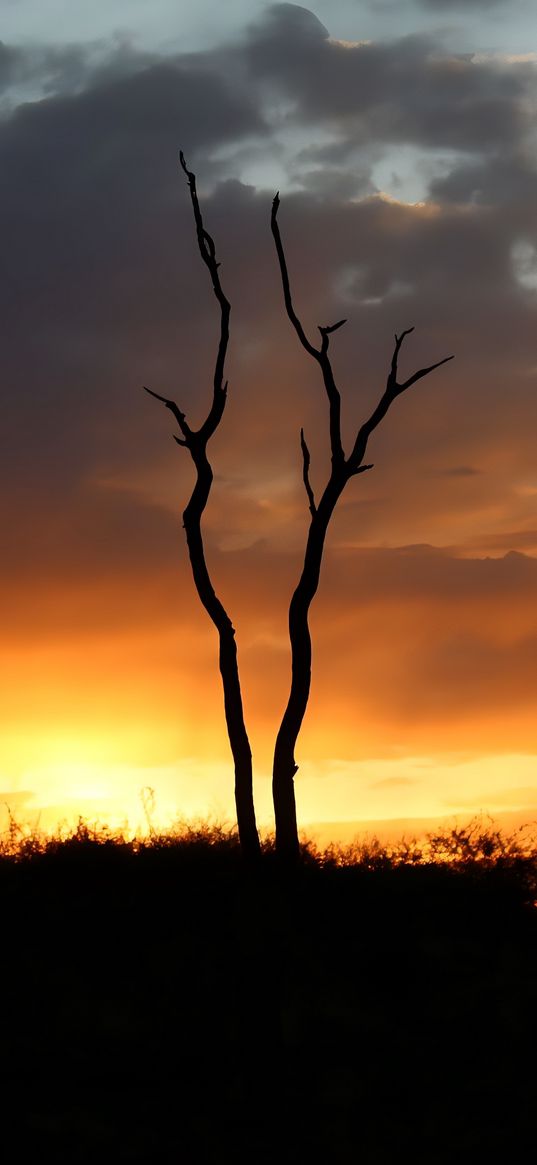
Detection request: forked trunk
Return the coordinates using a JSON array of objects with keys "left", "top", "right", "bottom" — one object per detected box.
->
[
  {"left": 270, "top": 194, "right": 452, "bottom": 863},
  {"left": 272, "top": 492, "right": 339, "bottom": 862}
]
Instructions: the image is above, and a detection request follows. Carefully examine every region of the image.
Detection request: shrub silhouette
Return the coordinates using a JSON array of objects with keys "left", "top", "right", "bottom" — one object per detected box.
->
[{"left": 1, "top": 812, "right": 535, "bottom": 1162}]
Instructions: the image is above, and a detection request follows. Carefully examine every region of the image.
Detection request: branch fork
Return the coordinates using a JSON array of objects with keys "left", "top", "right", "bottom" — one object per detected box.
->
[{"left": 388, "top": 327, "right": 454, "bottom": 398}]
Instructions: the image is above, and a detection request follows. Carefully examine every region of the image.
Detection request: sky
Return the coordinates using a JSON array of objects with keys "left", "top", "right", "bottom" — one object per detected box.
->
[{"left": 1, "top": 0, "right": 537, "bottom": 839}]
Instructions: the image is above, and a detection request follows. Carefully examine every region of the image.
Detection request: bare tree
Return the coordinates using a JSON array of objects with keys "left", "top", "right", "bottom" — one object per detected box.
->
[
  {"left": 144, "top": 154, "right": 260, "bottom": 861},
  {"left": 270, "top": 193, "right": 453, "bottom": 862},
  {"left": 145, "top": 158, "right": 452, "bottom": 864}
]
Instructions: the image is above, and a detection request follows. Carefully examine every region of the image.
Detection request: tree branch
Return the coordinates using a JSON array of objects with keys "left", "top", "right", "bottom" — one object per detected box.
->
[
  {"left": 271, "top": 194, "right": 345, "bottom": 468},
  {"left": 348, "top": 328, "right": 454, "bottom": 470},
  {"left": 300, "top": 428, "right": 316, "bottom": 518},
  {"left": 350, "top": 462, "right": 374, "bottom": 477},
  {"left": 142, "top": 384, "right": 193, "bottom": 443},
  {"left": 319, "top": 319, "right": 347, "bottom": 337},
  {"left": 271, "top": 193, "right": 318, "bottom": 358},
  {"left": 180, "top": 151, "right": 230, "bottom": 440},
  {"left": 389, "top": 326, "right": 415, "bottom": 389},
  {"left": 399, "top": 355, "right": 454, "bottom": 393}
]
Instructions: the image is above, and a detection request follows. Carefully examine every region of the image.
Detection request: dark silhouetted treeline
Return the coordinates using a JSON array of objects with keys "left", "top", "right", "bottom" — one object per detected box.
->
[{"left": 1, "top": 818, "right": 535, "bottom": 1162}]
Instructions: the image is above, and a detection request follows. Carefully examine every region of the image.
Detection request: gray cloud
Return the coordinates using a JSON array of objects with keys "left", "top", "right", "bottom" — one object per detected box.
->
[
  {"left": 429, "top": 151, "right": 537, "bottom": 211},
  {"left": 0, "top": 43, "right": 267, "bottom": 484},
  {"left": 0, "top": 38, "right": 145, "bottom": 102},
  {"left": 370, "top": 0, "right": 519, "bottom": 10},
  {"left": 0, "top": 40, "right": 19, "bottom": 92},
  {"left": 416, "top": 0, "right": 509, "bottom": 8},
  {"left": 243, "top": 4, "right": 533, "bottom": 153}
]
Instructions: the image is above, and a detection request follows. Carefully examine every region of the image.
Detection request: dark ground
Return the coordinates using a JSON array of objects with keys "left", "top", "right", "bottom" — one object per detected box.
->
[{"left": 1, "top": 828, "right": 536, "bottom": 1163}]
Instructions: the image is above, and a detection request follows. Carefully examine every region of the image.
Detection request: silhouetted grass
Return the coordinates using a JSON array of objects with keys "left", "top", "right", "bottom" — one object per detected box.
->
[{"left": 1, "top": 813, "right": 535, "bottom": 1162}]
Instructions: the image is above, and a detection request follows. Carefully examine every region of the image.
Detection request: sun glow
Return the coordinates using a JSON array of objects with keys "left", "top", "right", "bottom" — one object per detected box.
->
[{"left": 2, "top": 735, "right": 536, "bottom": 846}]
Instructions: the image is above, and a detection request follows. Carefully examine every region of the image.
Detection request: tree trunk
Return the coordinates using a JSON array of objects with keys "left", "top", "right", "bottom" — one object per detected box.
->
[
  {"left": 273, "top": 485, "right": 342, "bottom": 862},
  {"left": 219, "top": 621, "right": 259, "bottom": 859},
  {"left": 184, "top": 455, "right": 260, "bottom": 861}
]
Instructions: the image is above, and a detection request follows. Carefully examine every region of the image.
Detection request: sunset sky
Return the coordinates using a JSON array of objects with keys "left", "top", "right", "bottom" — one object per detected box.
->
[{"left": 1, "top": 0, "right": 537, "bottom": 839}]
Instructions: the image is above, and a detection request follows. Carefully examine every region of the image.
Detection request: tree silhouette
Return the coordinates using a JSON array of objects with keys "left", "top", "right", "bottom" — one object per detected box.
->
[
  {"left": 270, "top": 195, "right": 453, "bottom": 862},
  {"left": 146, "top": 157, "right": 453, "bottom": 863},
  {"left": 144, "top": 154, "right": 260, "bottom": 861}
]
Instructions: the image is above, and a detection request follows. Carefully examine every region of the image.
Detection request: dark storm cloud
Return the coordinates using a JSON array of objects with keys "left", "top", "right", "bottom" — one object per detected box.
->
[
  {"left": 0, "top": 43, "right": 266, "bottom": 471},
  {"left": 288, "top": 164, "right": 375, "bottom": 200},
  {"left": 244, "top": 4, "right": 532, "bottom": 152},
  {"left": 241, "top": 185, "right": 537, "bottom": 386},
  {"left": 0, "top": 38, "right": 133, "bottom": 100},
  {"left": 429, "top": 152, "right": 537, "bottom": 210},
  {"left": 0, "top": 35, "right": 271, "bottom": 605},
  {"left": 1, "top": 4, "right": 536, "bottom": 648}
]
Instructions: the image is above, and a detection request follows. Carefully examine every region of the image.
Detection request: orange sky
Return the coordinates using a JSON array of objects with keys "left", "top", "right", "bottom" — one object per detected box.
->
[
  {"left": 3, "top": 500, "right": 537, "bottom": 837},
  {"left": 1, "top": 6, "right": 537, "bottom": 841}
]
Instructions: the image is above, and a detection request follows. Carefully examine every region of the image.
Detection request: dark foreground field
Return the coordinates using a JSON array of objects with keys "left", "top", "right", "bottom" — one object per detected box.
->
[{"left": 1, "top": 821, "right": 536, "bottom": 1163}]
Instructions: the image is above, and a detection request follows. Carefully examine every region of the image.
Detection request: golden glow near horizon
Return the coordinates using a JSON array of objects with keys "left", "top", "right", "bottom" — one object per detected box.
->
[
  {"left": 2, "top": 480, "right": 537, "bottom": 841},
  {"left": 3, "top": 744, "right": 537, "bottom": 842},
  {"left": 2, "top": 577, "right": 537, "bottom": 837}
]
